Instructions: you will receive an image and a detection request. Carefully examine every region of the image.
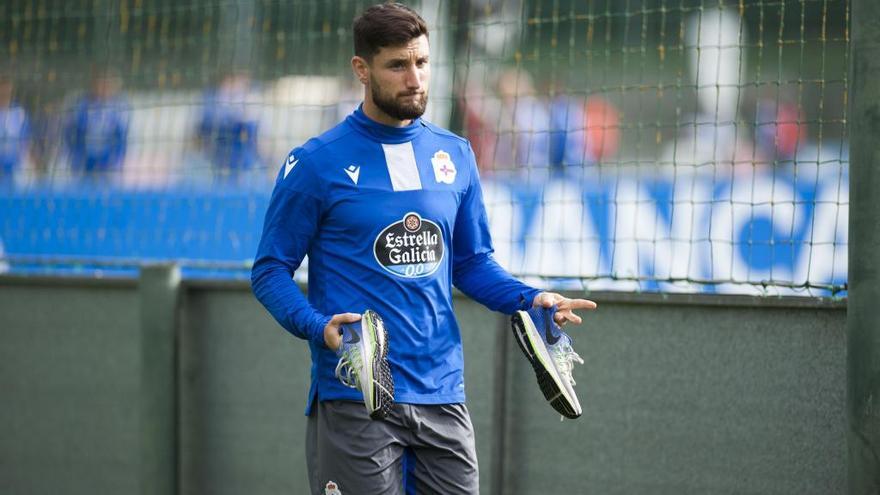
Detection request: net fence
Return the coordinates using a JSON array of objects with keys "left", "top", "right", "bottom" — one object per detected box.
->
[{"left": 0, "top": 0, "right": 849, "bottom": 296}]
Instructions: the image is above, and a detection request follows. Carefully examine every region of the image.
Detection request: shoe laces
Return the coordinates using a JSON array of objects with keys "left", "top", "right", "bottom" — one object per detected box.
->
[
  {"left": 335, "top": 348, "right": 362, "bottom": 389},
  {"left": 550, "top": 339, "right": 584, "bottom": 422},
  {"left": 334, "top": 348, "right": 394, "bottom": 399},
  {"left": 550, "top": 340, "right": 584, "bottom": 386}
]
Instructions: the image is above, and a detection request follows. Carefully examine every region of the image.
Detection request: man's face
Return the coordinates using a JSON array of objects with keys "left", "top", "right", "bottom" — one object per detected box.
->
[
  {"left": 0, "top": 81, "right": 12, "bottom": 107},
  {"left": 366, "top": 35, "right": 430, "bottom": 121},
  {"left": 92, "top": 74, "right": 121, "bottom": 100}
]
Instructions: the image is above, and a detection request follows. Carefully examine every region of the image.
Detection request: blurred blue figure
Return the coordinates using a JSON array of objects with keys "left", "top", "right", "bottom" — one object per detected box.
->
[
  {"left": 64, "top": 68, "right": 130, "bottom": 180},
  {"left": 197, "top": 71, "right": 262, "bottom": 184},
  {"left": 549, "top": 95, "right": 585, "bottom": 172},
  {"left": 0, "top": 75, "right": 31, "bottom": 182}
]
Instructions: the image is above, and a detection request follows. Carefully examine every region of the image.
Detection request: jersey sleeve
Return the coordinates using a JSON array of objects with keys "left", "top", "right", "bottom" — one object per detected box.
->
[
  {"left": 451, "top": 143, "right": 541, "bottom": 314},
  {"left": 251, "top": 149, "right": 332, "bottom": 346}
]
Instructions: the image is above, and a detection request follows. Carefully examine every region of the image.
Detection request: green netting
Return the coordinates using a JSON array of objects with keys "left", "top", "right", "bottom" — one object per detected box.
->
[{"left": 0, "top": 0, "right": 849, "bottom": 296}]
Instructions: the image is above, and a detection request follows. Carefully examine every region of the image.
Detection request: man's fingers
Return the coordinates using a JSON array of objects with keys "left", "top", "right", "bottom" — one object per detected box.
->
[
  {"left": 325, "top": 331, "right": 342, "bottom": 351},
  {"left": 535, "top": 294, "right": 554, "bottom": 307},
  {"left": 554, "top": 310, "right": 583, "bottom": 325},
  {"left": 535, "top": 293, "right": 598, "bottom": 311},
  {"left": 325, "top": 312, "right": 361, "bottom": 351},
  {"left": 331, "top": 312, "right": 362, "bottom": 325},
  {"left": 558, "top": 298, "right": 598, "bottom": 310},
  {"left": 533, "top": 292, "right": 564, "bottom": 308},
  {"left": 564, "top": 312, "right": 583, "bottom": 325},
  {"left": 535, "top": 293, "right": 598, "bottom": 326}
]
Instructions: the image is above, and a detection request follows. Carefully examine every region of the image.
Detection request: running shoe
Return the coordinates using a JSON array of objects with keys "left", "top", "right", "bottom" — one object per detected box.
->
[
  {"left": 334, "top": 309, "right": 395, "bottom": 420},
  {"left": 511, "top": 306, "right": 584, "bottom": 419}
]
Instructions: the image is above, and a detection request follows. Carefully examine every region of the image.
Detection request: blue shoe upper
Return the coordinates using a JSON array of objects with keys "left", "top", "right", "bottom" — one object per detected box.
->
[
  {"left": 337, "top": 320, "right": 364, "bottom": 357},
  {"left": 526, "top": 305, "right": 573, "bottom": 348}
]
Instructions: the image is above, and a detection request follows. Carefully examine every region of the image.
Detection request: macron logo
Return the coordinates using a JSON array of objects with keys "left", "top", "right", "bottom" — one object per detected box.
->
[
  {"left": 284, "top": 154, "right": 299, "bottom": 179},
  {"left": 345, "top": 164, "right": 361, "bottom": 185}
]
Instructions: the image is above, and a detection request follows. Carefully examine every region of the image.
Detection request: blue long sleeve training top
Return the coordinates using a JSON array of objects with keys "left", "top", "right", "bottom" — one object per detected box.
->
[{"left": 251, "top": 106, "right": 541, "bottom": 414}]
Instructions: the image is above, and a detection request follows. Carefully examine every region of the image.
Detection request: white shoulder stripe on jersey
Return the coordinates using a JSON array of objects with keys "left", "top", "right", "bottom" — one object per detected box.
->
[
  {"left": 381, "top": 142, "right": 422, "bottom": 192},
  {"left": 284, "top": 154, "right": 298, "bottom": 179}
]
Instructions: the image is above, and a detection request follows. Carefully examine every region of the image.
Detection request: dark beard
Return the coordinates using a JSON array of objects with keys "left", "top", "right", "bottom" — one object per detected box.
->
[{"left": 371, "top": 79, "right": 427, "bottom": 121}]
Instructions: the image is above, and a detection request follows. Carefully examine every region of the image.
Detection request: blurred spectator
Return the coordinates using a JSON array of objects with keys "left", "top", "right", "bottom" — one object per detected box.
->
[
  {"left": 583, "top": 96, "right": 621, "bottom": 163},
  {"left": 459, "top": 75, "right": 500, "bottom": 175},
  {"left": 755, "top": 97, "right": 807, "bottom": 165},
  {"left": 494, "top": 68, "right": 551, "bottom": 174},
  {"left": 660, "top": 7, "right": 752, "bottom": 175},
  {"left": 0, "top": 75, "right": 31, "bottom": 183},
  {"left": 64, "top": 68, "right": 130, "bottom": 181},
  {"left": 197, "top": 71, "right": 262, "bottom": 184},
  {"left": 549, "top": 94, "right": 620, "bottom": 170}
]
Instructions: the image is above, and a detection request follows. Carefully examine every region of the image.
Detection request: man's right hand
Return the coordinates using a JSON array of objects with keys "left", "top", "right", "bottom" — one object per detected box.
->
[{"left": 323, "top": 313, "right": 362, "bottom": 351}]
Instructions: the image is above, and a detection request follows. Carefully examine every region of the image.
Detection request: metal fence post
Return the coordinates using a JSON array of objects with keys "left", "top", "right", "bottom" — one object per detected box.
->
[
  {"left": 848, "top": 1, "right": 880, "bottom": 493},
  {"left": 139, "top": 264, "right": 181, "bottom": 495}
]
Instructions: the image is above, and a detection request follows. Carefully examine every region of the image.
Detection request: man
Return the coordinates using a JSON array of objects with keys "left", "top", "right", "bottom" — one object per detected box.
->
[
  {"left": 196, "top": 70, "right": 262, "bottom": 184},
  {"left": 0, "top": 75, "right": 30, "bottom": 182},
  {"left": 64, "top": 68, "right": 130, "bottom": 181},
  {"left": 251, "top": 4, "right": 596, "bottom": 493}
]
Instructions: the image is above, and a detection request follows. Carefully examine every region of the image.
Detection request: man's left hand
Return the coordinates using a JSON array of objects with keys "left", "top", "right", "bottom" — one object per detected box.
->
[{"left": 532, "top": 292, "right": 597, "bottom": 326}]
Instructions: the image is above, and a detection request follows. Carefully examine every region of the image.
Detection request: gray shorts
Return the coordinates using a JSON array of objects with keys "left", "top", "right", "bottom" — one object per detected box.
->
[{"left": 306, "top": 400, "right": 479, "bottom": 495}]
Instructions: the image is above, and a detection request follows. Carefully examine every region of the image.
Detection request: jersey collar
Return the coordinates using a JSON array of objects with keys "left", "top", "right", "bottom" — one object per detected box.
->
[{"left": 347, "top": 104, "right": 425, "bottom": 144}]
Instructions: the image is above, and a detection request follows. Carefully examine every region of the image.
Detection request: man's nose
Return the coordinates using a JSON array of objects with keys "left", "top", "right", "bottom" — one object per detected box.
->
[{"left": 404, "top": 66, "right": 421, "bottom": 90}]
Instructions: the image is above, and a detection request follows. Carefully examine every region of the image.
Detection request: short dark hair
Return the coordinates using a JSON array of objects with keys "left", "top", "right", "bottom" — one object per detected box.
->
[{"left": 353, "top": 3, "right": 428, "bottom": 60}]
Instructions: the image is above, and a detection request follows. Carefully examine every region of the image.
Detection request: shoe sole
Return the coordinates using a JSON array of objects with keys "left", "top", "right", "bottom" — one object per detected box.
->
[
  {"left": 511, "top": 311, "right": 581, "bottom": 419},
  {"left": 363, "top": 310, "right": 394, "bottom": 420}
]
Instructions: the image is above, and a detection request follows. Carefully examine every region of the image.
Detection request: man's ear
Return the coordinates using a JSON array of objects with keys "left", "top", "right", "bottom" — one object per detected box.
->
[{"left": 351, "top": 56, "right": 369, "bottom": 85}]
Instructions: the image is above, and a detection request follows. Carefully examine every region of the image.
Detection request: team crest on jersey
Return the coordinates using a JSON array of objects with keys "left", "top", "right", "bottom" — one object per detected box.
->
[
  {"left": 430, "top": 150, "right": 456, "bottom": 184},
  {"left": 374, "top": 212, "right": 444, "bottom": 278}
]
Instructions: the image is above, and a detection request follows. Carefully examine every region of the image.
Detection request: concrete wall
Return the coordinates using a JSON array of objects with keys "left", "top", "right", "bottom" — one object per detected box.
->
[
  {"left": 0, "top": 274, "right": 846, "bottom": 494},
  {"left": 0, "top": 279, "right": 141, "bottom": 494},
  {"left": 500, "top": 295, "right": 845, "bottom": 494}
]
